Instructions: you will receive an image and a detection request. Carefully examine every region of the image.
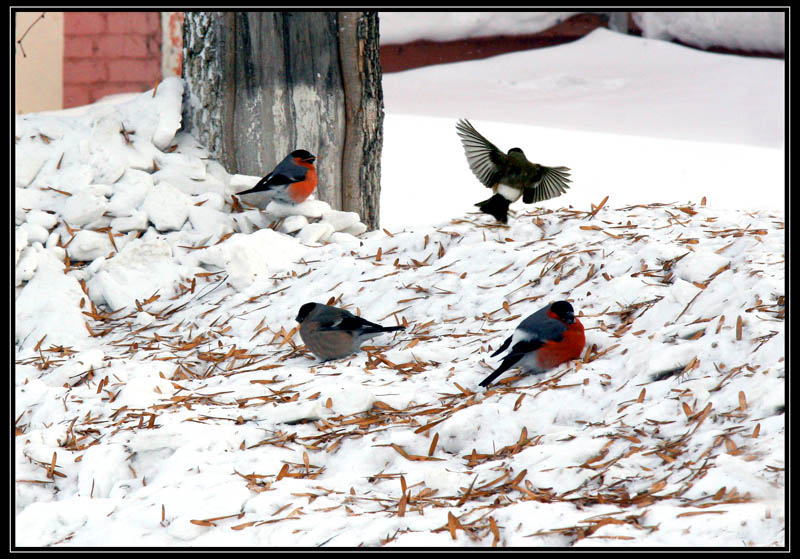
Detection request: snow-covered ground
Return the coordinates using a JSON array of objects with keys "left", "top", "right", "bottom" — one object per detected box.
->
[
  {"left": 15, "top": 27, "right": 784, "bottom": 547},
  {"left": 381, "top": 28, "right": 783, "bottom": 228}
]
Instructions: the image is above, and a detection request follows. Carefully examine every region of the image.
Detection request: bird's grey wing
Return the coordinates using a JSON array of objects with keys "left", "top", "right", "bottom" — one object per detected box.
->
[
  {"left": 260, "top": 156, "right": 308, "bottom": 188},
  {"left": 517, "top": 306, "right": 568, "bottom": 343},
  {"left": 456, "top": 119, "right": 504, "bottom": 188},
  {"left": 316, "top": 310, "right": 377, "bottom": 333}
]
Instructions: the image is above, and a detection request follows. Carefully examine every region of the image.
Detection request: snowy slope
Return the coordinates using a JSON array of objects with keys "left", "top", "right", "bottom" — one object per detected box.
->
[
  {"left": 382, "top": 29, "right": 784, "bottom": 148},
  {"left": 14, "top": 198, "right": 786, "bottom": 547},
  {"left": 14, "top": 29, "right": 784, "bottom": 548},
  {"left": 380, "top": 28, "right": 784, "bottom": 228}
]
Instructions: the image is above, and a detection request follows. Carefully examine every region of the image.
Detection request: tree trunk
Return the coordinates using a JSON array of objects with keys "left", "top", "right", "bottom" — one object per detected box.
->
[
  {"left": 182, "top": 12, "right": 228, "bottom": 159},
  {"left": 338, "top": 12, "right": 383, "bottom": 229},
  {"left": 182, "top": 11, "right": 383, "bottom": 230}
]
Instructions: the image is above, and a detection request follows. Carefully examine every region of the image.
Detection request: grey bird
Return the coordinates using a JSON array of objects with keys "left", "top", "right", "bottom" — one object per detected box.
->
[{"left": 295, "top": 302, "right": 405, "bottom": 361}]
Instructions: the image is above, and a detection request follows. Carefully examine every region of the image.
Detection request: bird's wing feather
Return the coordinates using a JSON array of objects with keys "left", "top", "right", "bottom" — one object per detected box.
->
[
  {"left": 522, "top": 166, "right": 572, "bottom": 204},
  {"left": 238, "top": 156, "right": 308, "bottom": 194},
  {"left": 260, "top": 156, "right": 309, "bottom": 187},
  {"left": 317, "top": 313, "right": 380, "bottom": 332},
  {"left": 256, "top": 172, "right": 299, "bottom": 189},
  {"left": 456, "top": 119, "right": 504, "bottom": 188},
  {"left": 515, "top": 306, "right": 569, "bottom": 343}
]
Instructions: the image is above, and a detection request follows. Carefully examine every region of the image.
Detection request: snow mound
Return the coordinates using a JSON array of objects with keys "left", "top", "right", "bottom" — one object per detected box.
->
[{"left": 14, "top": 78, "right": 371, "bottom": 351}]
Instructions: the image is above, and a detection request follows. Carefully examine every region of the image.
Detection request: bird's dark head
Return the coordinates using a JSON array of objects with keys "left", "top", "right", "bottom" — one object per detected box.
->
[
  {"left": 291, "top": 149, "right": 316, "bottom": 163},
  {"left": 507, "top": 147, "right": 525, "bottom": 156},
  {"left": 296, "top": 302, "right": 318, "bottom": 323},
  {"left": 550, "top": 300, "right": 575, "bottom": 324}
]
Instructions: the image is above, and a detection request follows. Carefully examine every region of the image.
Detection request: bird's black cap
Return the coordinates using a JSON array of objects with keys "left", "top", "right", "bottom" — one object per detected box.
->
[
  {"left": 550, "top": 301, "right": 575, "bottom": 323},
  {"left": 296, "top": 302, "right": 318, "bottom": 323},
  {"left": 291, "top": 149, "right": 316, "bottom": 162}
]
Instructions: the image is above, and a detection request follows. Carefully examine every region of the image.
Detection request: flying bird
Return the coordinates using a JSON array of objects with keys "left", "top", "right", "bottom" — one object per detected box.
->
[
  {"left": 236, "top": 149, "right": 318, "bottom": 204},
  {"left": 295, "top": 302, "right": 405, "bottom": 361},
  {"left": 479, "top": 300, "right": 585, "bottom": 388},
  {"left": 456, "top": 119, "right": 572, "bottom": 223}
]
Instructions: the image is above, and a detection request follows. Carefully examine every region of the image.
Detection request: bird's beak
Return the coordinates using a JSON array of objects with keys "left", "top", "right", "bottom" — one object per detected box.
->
[{"left": 305, "top": 155, "right": 316, "bottom": 163}]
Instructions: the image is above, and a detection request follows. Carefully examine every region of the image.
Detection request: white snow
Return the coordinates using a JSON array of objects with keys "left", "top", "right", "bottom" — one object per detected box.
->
[
  {"left": 633, "top": 12, "right": 785, "bottom": 53},
  {"left": 379, "top": 12, "right": 577, "bottom": 44},
  {"left": 15, "top": 24, "right": 783, "bottom": 549},
  {"left": 379, "top": 11, "right": 785, "bottom": 55}
]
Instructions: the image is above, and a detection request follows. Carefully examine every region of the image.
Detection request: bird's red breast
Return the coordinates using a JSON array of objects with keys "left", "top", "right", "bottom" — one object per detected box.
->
[
  {"left": 535, "top": 317, "right": 585, "bottom": 369},
  {"left": 287, "top": 158, "right": 318, "bottom": 203}
]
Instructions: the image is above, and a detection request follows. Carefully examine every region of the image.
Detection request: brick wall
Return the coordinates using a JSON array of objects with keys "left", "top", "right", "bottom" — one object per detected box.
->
[{"left": 63, "top": 12, "right": 162, "bottom": 108}]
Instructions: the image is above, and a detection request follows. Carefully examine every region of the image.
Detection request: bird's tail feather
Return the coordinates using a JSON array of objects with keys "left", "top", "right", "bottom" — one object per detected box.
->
[
  {"left": 362, "top": 325, "right": 405, "bottom": 334},
  {"left": 490, "top": 335, "right": 513, "bottom": 358},
  {"left": 236, "top": 185, "right": 272, "bottom": 196},
  {"left": 479, "top": 353, "right": 523, "bottom": 388},
  {"left": 475, "top": 193, "right": 511, "bottom": 223}
]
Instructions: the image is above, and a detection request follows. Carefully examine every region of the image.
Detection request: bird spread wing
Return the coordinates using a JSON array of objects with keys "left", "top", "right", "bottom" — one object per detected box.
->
[
  {"left": 522, "top": 166, "right": 572, "bottom": 204},
  {"left": 456, "top": 119, "right": 505, "bottom": 189}
]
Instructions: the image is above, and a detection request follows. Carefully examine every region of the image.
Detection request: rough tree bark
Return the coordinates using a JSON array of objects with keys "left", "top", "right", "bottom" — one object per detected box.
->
[
  {"left": 338, "top": 12, "right": 383, "bottom": 229},
  {"left": 182, "top": 11, "right": 383, "bottom": 230}
]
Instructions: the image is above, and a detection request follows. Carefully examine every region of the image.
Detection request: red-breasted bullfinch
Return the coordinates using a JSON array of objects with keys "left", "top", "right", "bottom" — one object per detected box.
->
[
  {"left": 479, "top": 300, "right": 585, "bottom": 388},
  {"left": 236, "top": 149, "right": 318, "bottom": 204},
  {"left": 296, "top": 302, "right": 405, "bottom": 361},
  {"left": 456, "top": 119, "right": 572, "bottom": 224}
]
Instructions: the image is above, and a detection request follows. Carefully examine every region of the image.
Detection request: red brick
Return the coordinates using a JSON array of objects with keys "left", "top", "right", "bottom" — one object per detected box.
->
[
  {"left": 96, "top": 34, "right": 150, "bottom": 58},
  {"left": 63, "top": 59, "right": 108, "bottom": 84},
  {"left": 106, "top": 12, "right": 160, "bottom": 34},
  {"left": 64, "top": 35, "right": 96, "bottom": 58},
  {"left": 64, "top": 12, "right": 106, "bottom": 36},
  {"left": 107, "top": 58, "right": 161, "bottom": 82},
  {"left": 63, "top": 85, "right": 92, "bottom": 108},
  {"left": 147, "top": 34, "right": 162, "bottom": 57}
]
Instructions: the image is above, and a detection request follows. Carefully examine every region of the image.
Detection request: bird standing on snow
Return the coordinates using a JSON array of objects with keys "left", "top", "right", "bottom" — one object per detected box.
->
[
  {"left": 479, "top": 300, "right": 585, "bottom": 388},
  {"left": 455, "top": 119, "right": 572, "bottom": 224},
  {"left": 236, "top": 149, "right": 318, "bottom": 204},
  {"left": 296, "top": 302, "right": 405, "bottom": 361}
]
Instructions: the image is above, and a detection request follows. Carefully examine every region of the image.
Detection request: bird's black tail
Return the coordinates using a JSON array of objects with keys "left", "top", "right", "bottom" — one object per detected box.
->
[
  {"left": 236, "top": 184, "right": 269, "bottom": 196},
  {"left": 236, "top": 176, "right": 272, "bottom": 196},
  {"left": 479, "top": 353, "right": 523, "bottom": 388},
  {"left": 475, "top": 193, "right": 511, "bottom": 224},
  {"left": 363, "top": 325, "right": 405, "bottom": 335}
]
